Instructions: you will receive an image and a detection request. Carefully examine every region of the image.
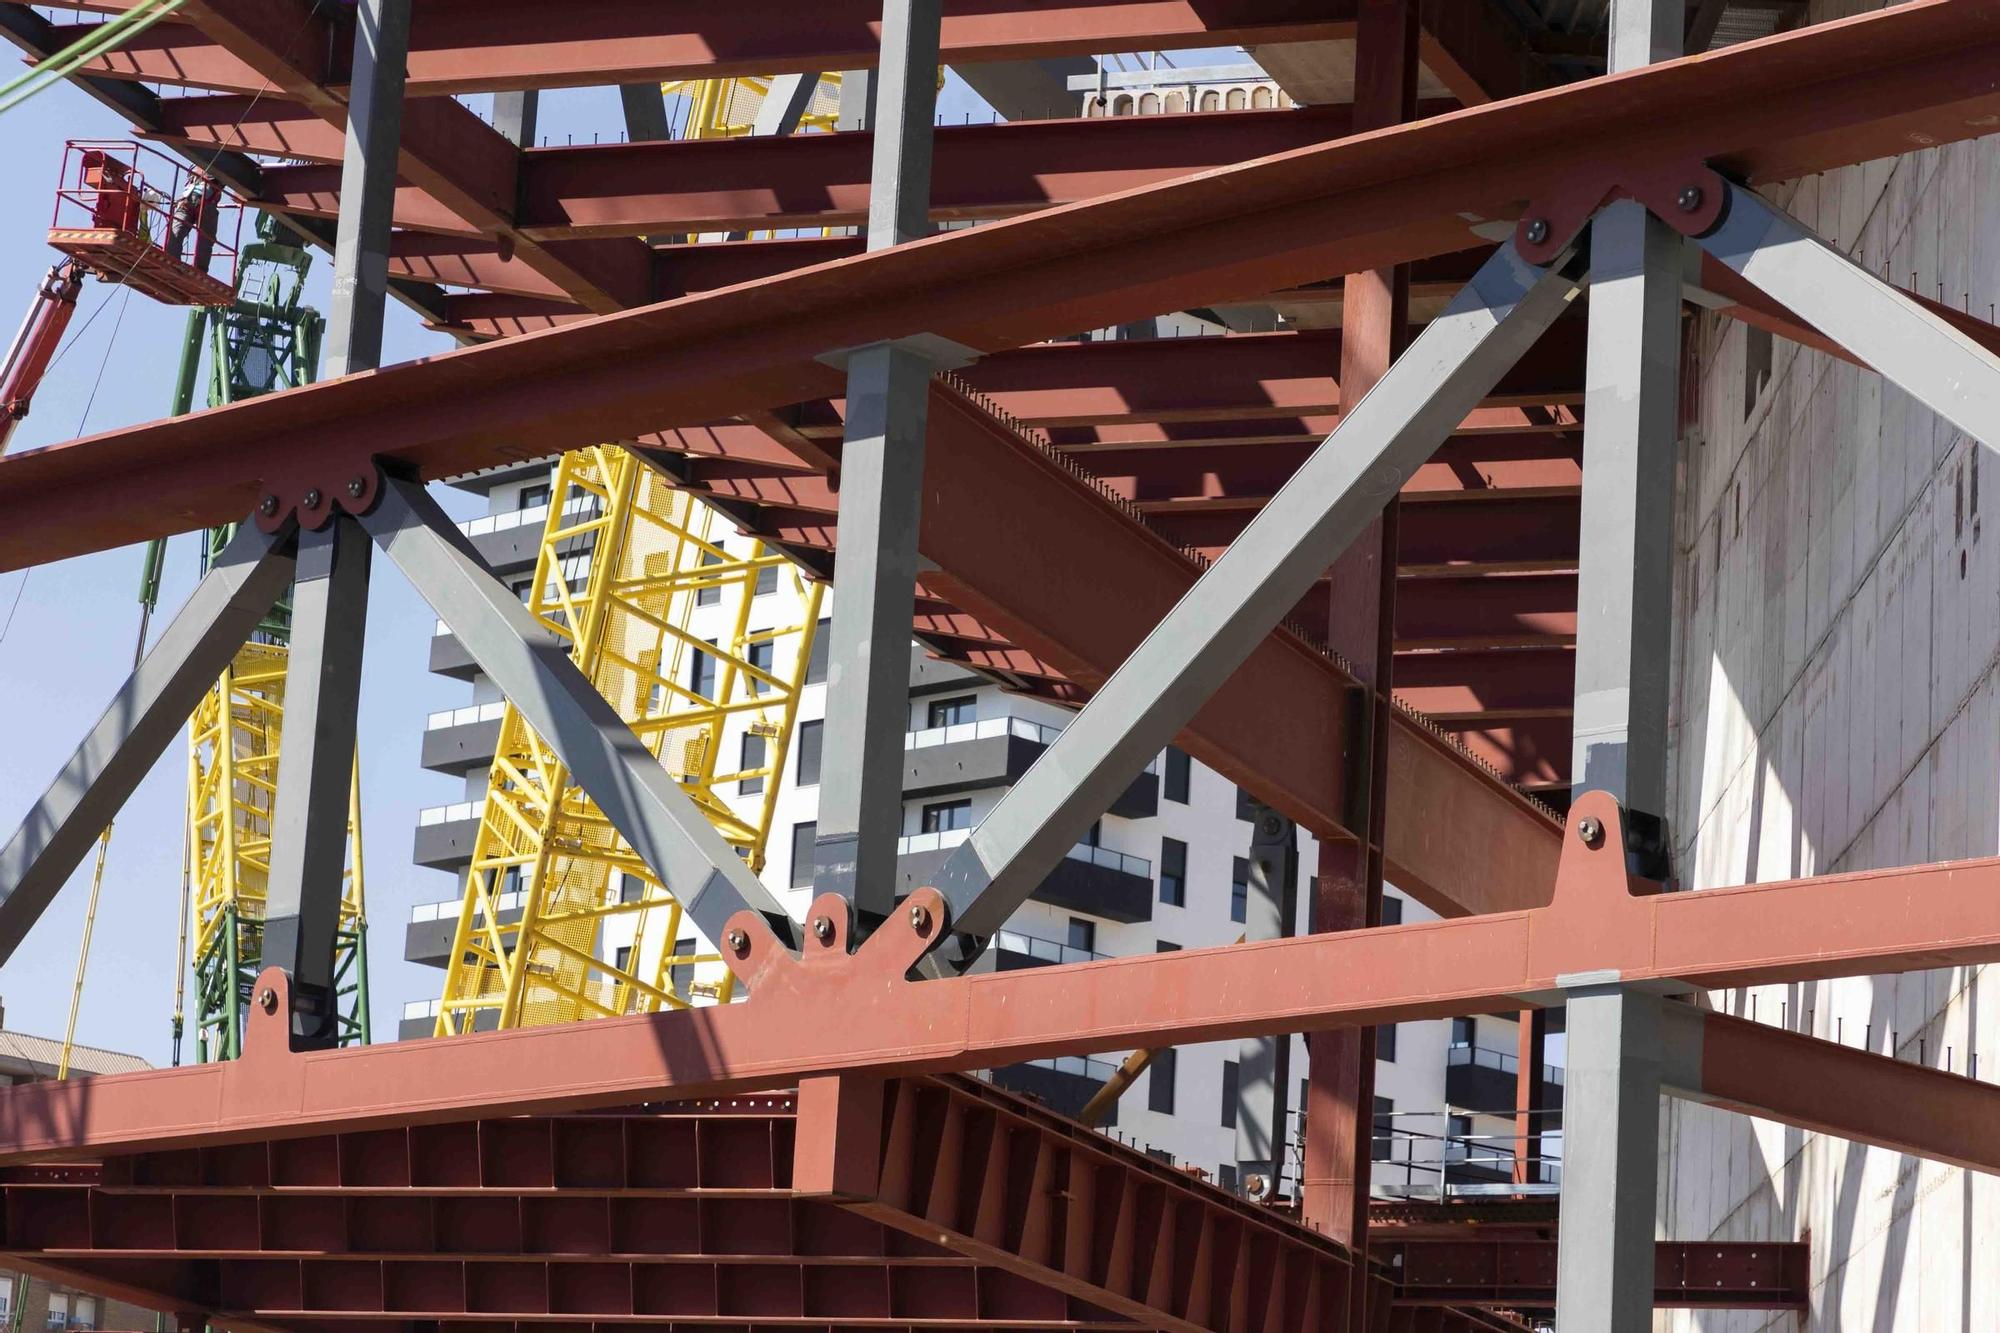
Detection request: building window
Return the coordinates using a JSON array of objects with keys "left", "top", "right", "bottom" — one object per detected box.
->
[
  {"left": 46, "top": 1295, "right": 67, "bottom": 1331},
  {"left": 796, "top": 719, "right": 823, "bottom": 786},
  {"left": 70, "top": 1297, "right": 95, "bottom": 1333},
  {"left": 617, "top": 871, "right": 643, "bottom": 903},
  {"left": 1230, "top": 856, "right": 1250, "bottom": 923},
  {"left": 1066, "top": 917, "right": 1096, "bottom": 954},
  {"left": 1149, "top": 1046, "right": 1177, "bottom": 1114},
  {"left": 1235, "top": 785, "right": 1256, "bottom": 821},
  {"left": 671, "top": 936, "right": 697, "bottom": 996},
  {"left": 518, "top": 483, "right": 551, "bottom": 511},
  {"left": 1448, "top": 1113, "right": 1473, "bottom": 1158},
  {"left": 1218, "top": 1162, "right": 1238, "bottom": 1192},
  {"left": 1381, "top": 895, "right": 1404, "bottom": 927},
  {"left": 790, "top": 821, "right": 816, "bottom": 888},
  {"left": 739, "top": 732, "right": 766, "bottom": 796},
  {"left": 755, "top": 564, "right": 778, "bottom": 595},
  {"left": 806, "top": 618, "right": 832, "bottom": 684},
  {"left": 1220, "top": 1059, "right": 1240, "bottom": 1129},
  {"left": 1156, "top": 939, "right": 1181, "bottom": 952},
  {"left": 613, "top": 945, "right": 632, "bottom": 973},
  {"left": 1451, "top": 1016, "right": 1474, "bottom": 1047},
  {"left": 926, "top": 695, "right": 977, "bottom": 729},
  {"left": 1372, "top": 1096, "right": 1395, "bottom": 1162},
  {"left": 696, "top": 550, "right": 723, "bottom": 607},
  {"left": 510, "top": 577, "right": 534, "bottom": 604},
  {"left": 1377, "top": 1023, "right": 1398, "bottom": 1063},
  {"left": 921, "top": 799, "right": 972, "bottom": 834},
  {"left": 688, "top": 640, "right": 717, "bottom": 699},
  {"left": 746, "top": 636, "right": 774, "bottom": 695},
  {"left": 1163, "top": 746, "right": 1190, "bottom": 803},
  {"left": 1159, "top": 837, "right": 1186, "bottom": 905}
]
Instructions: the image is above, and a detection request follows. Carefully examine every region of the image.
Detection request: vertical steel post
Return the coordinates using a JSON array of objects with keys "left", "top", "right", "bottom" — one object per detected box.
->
[
  {"left": 1233, "top": 802, "right": 1299, "bottom": 1196},
  {"left": 1302, "top": 10, "right": 1414, "bottom": 1308},
  {"left": 262, "top": 518, "right": 372, "bottom": 1049},
  {"left": 812, "top": 0, "right": 944, "bottom": 923},
  {"left": 322, "top": 0, "right": 409, "bottom": 378},
  {"left": 493, "top": 90, "right": 538, "bottom": 150},
  {"left": 1556, "top": 1, "right": 1683, "bottom": 1326},
  {"left": 1512, "top": 1006, "right": 1551, "bottom": 1185}
]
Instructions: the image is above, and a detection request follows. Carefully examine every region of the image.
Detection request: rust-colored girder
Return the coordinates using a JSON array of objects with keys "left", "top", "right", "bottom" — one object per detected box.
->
[
  {"left": 10, "top": 794, "right": 2000, "bottom": 1173},
  {"left": 1379, "top": 1236, "right": 1810, "bottom": 1310}
]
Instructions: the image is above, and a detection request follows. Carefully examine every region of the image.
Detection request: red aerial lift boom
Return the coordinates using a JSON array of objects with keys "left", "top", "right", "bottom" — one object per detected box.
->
[{"left": 0, "top": 141, "right": 240, "bottom": 452}]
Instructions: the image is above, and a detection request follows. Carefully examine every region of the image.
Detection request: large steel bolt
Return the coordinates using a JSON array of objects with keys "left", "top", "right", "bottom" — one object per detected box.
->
[
  {"left": 812, "top": 915, "right": 835, "bottom": 944},
  {"left": 1524, "top": 218, "right": 1550, "bottom": 245},
  {"left": 1576, "top": 815, "right": 1605, "bottom": 848},
  {"left": 1677, "top": 184, "right": 1705, "bottom": 213},
  {"left": 908, "top": 902, "right": 932, "bottom": 934},
  {"left": 347, "top": 476, "right": 367, "bottom": 498},
  {"left": 302, "top": 487, "right": 322, "bottom": 508},
  {"left": 725, "top": 928, "right": 749, "bottom": 956},
  {"left": 259, "top": 494, "right": 279, "bottom": 516},
  {"left": 256, "top": 987, "right": 278, "bottom": 1014}
]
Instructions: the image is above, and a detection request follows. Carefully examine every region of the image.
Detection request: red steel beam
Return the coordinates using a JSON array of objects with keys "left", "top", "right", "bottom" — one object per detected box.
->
[
  {"left": 1380, "top": 1237, "right": 1809, "bottom": 1309},
  {"left": 58, "top": 0, "right": 1370, "bottom": 95},
  {"left": 11, "top": 0, "right": 1989, "bottom": 572},
  {"left": 8, "top": 793, "right": 2000, "bottom": 1164}
]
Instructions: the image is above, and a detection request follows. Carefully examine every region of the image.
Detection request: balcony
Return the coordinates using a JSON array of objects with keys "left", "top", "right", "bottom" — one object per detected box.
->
[
  {"left": 402, "top": 889, "right": 526, "bottom": 968},
  {"left": 429, "top": 620, "right": 478, "bottom": 680},
  {"left": 990, "top": 927, "right": 1109, "bottom": 970},
  {"left": 987, "top": 1054, "right": 1119, "bottom": 1124},
  {"left": 420, "top": 700, "right": 505, "bottom": 775},
  {"left": 412, "top": 800, "right": 484, "bottom": 871},
  {"left": 1444, "top": 1043, "right": 1565, "bottom": 1122},
  {"left": 396, "top": 997, "right": 499, "bottom": 1041},
  {"left": 456, "top": 495, "right": 600, "bottom": 574},
  {"left": 896, "top": 827, "right": 1155, "bottom": 923},
  {"left": 902, "top": 715, "right": 1158, "bottom": 818}
]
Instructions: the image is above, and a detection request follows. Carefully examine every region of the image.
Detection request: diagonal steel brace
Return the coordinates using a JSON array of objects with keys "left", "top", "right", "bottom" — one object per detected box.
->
[
  {"left": 358, "top": 473, "right": 801, "bottom": 953},
  {"left": 0, "top": 519, "right": 299, "bottom": 963}
]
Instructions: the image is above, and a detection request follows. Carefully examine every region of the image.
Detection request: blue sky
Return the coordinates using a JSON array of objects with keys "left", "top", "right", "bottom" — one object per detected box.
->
[{"left": 0, "top": 71, "right": 1002, "bottom": 1065}]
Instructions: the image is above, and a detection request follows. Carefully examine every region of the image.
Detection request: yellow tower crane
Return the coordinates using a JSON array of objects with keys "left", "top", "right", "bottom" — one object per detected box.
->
[{"left": 432, "top": 446, "right": 821, "bottom": 1034}]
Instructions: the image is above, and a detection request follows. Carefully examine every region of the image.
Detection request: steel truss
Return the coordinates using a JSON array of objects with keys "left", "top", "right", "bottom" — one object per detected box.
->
[{"left": 6, "top": 5, "right": 2000, "bottom": 1324}]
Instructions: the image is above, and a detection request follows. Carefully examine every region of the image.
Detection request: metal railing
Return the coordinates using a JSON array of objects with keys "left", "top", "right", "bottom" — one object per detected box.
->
[
  {"left": 991, "top": 927, "right": 1108, "bottom": 966},
  {"left": 424, "top": 700, "right": 507, "bottom": 731},
  {"left": 902, "top": 713, "right": 1160, "bottom": 775},
  {"left": 1446, "top": 1041, "right": 1567, "bottom": 1086},
  {"left": 416, "top": 799, "right": 485, "bottom": 826},
  {"left": 1369, "top": 1109, "right": 1565, "bottom": 1199},
  {"left": 456, "top": 494, "right": 601, "bottom": 539},
  {"left": 893, "top": 826, "right": 1152, "bottom": 879}
]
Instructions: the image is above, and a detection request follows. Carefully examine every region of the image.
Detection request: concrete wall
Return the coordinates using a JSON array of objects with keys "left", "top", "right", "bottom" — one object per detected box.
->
[{"left": 1663, "top": 6, "right": 2000, "bottom": 1322}]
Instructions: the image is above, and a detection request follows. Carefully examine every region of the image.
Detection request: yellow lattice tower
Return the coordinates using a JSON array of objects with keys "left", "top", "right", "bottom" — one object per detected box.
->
[
  {"left": 433, "top": 446, "right": 822, "bottom": 1034},
  {"left": 187, "top": 640, "right": 368, "bottom": 1060},
  {"left": 659, "top": 74, "right": 844, "bottom": 140}
]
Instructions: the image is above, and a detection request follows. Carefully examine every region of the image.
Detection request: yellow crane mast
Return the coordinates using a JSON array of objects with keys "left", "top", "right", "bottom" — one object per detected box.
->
[
  {"left": 433, "top": 446, "right": 821, "bottom": 1034},
  {"left": 659, "top": 74, "right": 844, "bottom": 140}
]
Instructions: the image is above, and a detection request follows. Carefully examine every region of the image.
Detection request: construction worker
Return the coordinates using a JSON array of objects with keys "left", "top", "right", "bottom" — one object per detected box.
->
[{"left": 166, "top": 168, "right": 220, "bottom": 273}]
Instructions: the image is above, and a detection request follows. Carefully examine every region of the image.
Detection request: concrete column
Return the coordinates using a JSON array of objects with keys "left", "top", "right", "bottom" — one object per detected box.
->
[
  {"left": 1556, "top": 983, "right": 1666, "bottom": 1329},
  {"left": 1302, "top": 7, "right": 1415, "bottom": 1300},
  {"left": 813, "top": 0, "right": 944, "bottom": 922},
  {"left": 262, "top": 518, "right": 371, "bottom": 1048},
  {"left": 322, "top": 0, "right": 410, "bottom": 378},
  {"left": 1233, "top": 803, "right": 1299, "bottom": 1195},
  {"left": 1555, "top": 0, "right": 1683, "bottom": 1326}
]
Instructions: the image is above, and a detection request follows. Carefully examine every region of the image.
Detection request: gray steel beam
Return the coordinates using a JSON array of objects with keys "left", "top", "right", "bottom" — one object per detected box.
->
[
  {"left": 752, "top": 73, "right": 822, "bottom": 137},
  {"left": 262, "top": 517, "right": 371, "bottom": 1049},
  {"left": 1233, "top": 802, "right": 1299, "bottom": 1197},
  {"left": 359, "top": 475, "right": 800, "bottom": 950},
  {"left": 619, "top": 84, "right": 673, "bottom": 144},
  {"left": 812, "top": 0, "right": 944, "bottom": 921},
  {"left": 1556, "top": 982, "right": 1666, "bottom": 1330},
  {"left": 494, "top": 91, "right": 539, "bottom": 149},
  {"left": 930, "top": 239, "right": 1580, "bottom": 952},
  {"left": 1556, "top": 3, "right": 1682, "bottom": 1327},
  {"left": 323, "top": 0, "right": 412, "bottom": 378},
  {"left": 1699, "top": 181, "right": 2000, "bottom": 456},
  {"left": 0, "top": 521, "right": 296, "bottom": 964}
]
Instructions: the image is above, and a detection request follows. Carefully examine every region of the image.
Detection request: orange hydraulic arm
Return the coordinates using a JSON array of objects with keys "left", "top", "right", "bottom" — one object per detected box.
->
[{"left": 0, "top": 258, "right": 84, "bottom": 452}]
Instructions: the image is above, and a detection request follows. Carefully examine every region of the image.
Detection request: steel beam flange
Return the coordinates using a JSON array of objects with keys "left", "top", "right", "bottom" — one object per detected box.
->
[
  {"left": 255, "top": 462, "right": 384, "bottom": 534},
  {"left": 1515, "top": 160, "right": 1729, "bottom": 267}
]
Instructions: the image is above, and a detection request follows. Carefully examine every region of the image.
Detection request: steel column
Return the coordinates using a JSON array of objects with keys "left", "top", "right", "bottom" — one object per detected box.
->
[
  {"left": 1511, "top": 1006, "right": 1551, "bottom": 1186},
  {"left": 1304, "top": 0, "right": 1416, "bottom": 1274},
  {"left": 321, "top": 0, "right": 410, "bottom": 377},
  {"left": 261, "top": 517, "right": 370, "bottom": 1049},
  {"left": 933, "top": 240, "right": 1580, "bottom": 948},
  {"left": 752, "top": 72, "right": 823, "bottom": 137},
  {"left": 812, "top": 0, "right": 944, "bottom": 920},
  {"left": 493, "top": 90, "right": 538, "bottom": 149},
  {"left": 0, "top": 522, "right": 296, "bottom": 963},
  {"left": 1556, "top": 2, "right": 1683, "bottom": 1327},
  {"left": 358, "top": 474, "right": 798, "bottom": 949},
  {"left": 1233, "top": 801, "right": 1299, "bottom": 1196}
]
